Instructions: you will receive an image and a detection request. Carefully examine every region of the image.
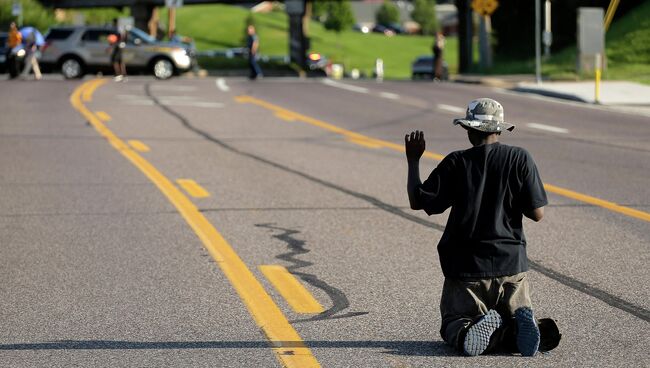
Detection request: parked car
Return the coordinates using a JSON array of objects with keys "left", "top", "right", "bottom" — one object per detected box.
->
[
  {"left": 372, "top": 24, "right": 395, "bottom": 36},
  {"left": 40, "top": 26, "right": 195, "bottom": 79},
  {"left": 411, "top": 55, "right": 449, "bottom": 81}
]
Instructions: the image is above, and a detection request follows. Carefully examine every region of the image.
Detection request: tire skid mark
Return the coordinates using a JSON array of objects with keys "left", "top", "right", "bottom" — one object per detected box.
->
[{"left": 256, "top": 223, "right": 368, "bottom": 322}]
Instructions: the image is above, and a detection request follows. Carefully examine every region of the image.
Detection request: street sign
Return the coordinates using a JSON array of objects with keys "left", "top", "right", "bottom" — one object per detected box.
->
[
  {"left": 11, "top": 1, "right": 22, "bottom": 16},
  {"left": 472, "top": 0, "right": 498, "bottom": 16},
  {"left": 165, "top": 0, "right": 183, "bottom": 8}
]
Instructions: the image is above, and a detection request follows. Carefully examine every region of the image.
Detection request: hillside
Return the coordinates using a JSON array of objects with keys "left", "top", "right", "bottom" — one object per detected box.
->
[
  {"left": 490, "top": 0, "right": 650, "bottom": 83},
  {"left": 171, "top": 5, "right": 457, "bottom": 79}
]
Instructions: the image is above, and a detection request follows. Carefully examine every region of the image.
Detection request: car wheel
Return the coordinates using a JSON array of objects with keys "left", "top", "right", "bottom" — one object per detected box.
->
[
  {"left": 61, "top": 57, "right": 84, "bottom": 79},
  {"left": 152, "top": 58, "right": 174, "bottom": 80}
]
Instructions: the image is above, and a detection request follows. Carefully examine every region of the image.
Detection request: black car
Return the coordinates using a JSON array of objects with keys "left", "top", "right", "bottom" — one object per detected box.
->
[
  {"left": 411, "top": 55, "right": 449, "bottom": 81},
  {"left": 0, "top": 32, "right": 7, "bottom": 73},
  {"left": 1, "top": 32, "right": 26, "bottom": 77}
]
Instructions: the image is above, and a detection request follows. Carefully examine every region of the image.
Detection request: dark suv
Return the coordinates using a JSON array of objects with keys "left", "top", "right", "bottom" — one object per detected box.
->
[{"left": 40, "top": 26, "right": 195, "bottom": 79}]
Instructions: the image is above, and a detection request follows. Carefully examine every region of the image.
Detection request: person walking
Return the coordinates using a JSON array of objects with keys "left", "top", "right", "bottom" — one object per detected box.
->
[
  {"left": 405, "top": 98, "right": 560, "bottom": 356},
  {"left": 6, "top": 22, "right": 22, "bottom": 79},
  {"left": 20, "top": 28, "right": 42, "bottom": 80},
  {"left": 246, "top": 25, "right": 263, "bottom": 80},
  {"left": 432, "top": 32, "right": 445, "bottom": 81},
  {"left": 109, "top": 19, "right": 127, "bottom": 82}
]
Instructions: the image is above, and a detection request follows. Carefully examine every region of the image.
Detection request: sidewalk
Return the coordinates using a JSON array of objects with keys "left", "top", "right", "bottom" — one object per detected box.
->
[
  {"left": 514, "top": 81, "right": 650, "bottom": 106},
  {"left": 454, "top": 74, "right": 650, "bottom": 106}
]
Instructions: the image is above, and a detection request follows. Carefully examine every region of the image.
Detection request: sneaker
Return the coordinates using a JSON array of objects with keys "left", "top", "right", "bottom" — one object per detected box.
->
[
  {"left": 515, "top": 307, "right": 540, "bottom": 356},
  {"left": 113, "top": 75, "right": 123, "bottom": 82},
  {"left": 463, "top": 309, "right": 502, "bottom": 356}
]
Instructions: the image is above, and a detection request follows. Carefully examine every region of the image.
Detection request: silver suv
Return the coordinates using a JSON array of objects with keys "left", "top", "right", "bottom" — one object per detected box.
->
[{"left": 41, "top": 26, "right": 195, "bottom": 79}]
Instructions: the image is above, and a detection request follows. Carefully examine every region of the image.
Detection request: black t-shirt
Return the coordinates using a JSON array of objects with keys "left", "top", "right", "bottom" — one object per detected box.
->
[
  {"left": 417, "top": 142, "right": 547, "bottom": 278},
  {"left": 246, "top": 34, "right": 258, "bottom": 53}
]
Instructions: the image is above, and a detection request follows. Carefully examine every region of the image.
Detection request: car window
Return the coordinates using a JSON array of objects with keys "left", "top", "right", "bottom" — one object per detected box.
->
[
  {"left": 46, "top": 29, "right": 74, "bottom": 41},
  {"left": 129, "top": 28, "right": 155, "bottom": 44},
  {"left": 82, "top": 30, "right": 113, "bottom": 42}
]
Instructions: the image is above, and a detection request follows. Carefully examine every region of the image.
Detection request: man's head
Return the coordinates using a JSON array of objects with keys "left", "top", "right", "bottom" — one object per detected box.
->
[
  {"left": 9, "top": 22, "right": 16, "bottom": 31},
  {"left": 453, "top": 98, "right": 514, "bottom": 135},
  {"left": 247, "top": 25, "right": 256, "bottom": 35}
]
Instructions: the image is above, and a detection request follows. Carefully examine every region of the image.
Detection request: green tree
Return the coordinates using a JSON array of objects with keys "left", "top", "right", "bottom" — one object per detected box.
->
[
  {"left": 375, "top": 0, "right": 400, "bottom": 26},
  {"left": 323, "top": 1, "right": 355, "bottom": 33},
  {"left": 411, "top": 0, "right": 438, "bottom": 35}
]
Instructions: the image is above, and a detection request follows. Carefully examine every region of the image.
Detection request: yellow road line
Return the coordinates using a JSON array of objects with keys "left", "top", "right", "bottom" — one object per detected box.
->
[
  {"left": 177, "top": 179, "right": 211, "bottom": 198},
  {"left": 71, "top": 79, "right": 320, "bottom": 368},
  {"left": 260, "top": 265, "right": 325, "bottom": 314},
  {"left": 544, "top": 183, "right": 650, "bottom": 222},
  {"left": 237, "top": 95, "right": 649, "bottom": 223},
  {"left": 95, "top": 111, "right": 111, "bottom": 122},
  {"left": 127, "top": 140, "right": 151, "bottom": 152},
  {"left": 82, "top": 80, "right": 103, "bottom": 102},
  {"left": 346, "top": 137, "right": 382, "bottom": 149},
  {"left": 275, "top": 111, "right": 297, "bottom": 122}
]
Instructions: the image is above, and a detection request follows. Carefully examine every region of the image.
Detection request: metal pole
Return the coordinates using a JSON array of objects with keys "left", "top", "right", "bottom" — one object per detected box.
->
[
  {"left": 535, "top": 0, "right": 542, "bottom": 84},
  {"left": 544, "top": 0, "right": 551, "bottom": 57},
  {"left": 604, "top": 0, "right": 621, "bottom": 32}
]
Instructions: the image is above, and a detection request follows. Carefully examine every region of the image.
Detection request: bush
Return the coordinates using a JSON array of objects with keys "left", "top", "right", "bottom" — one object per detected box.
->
[
  {"left": 376, "top": 0, "right": 400, "bottom": 26},
  {"left": 411, "top": 0, "right": 438, "bottom": 35},
  {"left": 323, "top": 0, "right": 355, "bottom": 33}
]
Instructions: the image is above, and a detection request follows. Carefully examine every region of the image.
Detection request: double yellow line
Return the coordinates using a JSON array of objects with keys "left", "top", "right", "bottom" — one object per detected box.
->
[
  {"left": 236, "top": 95, "right": 650, "bottom": 223},
  {"left": 70, "top": 79, "right": 321, "bottom": 368}
]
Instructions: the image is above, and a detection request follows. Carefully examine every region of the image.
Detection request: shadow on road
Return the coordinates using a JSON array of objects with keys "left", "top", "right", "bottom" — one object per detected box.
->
[{"left": 0, "top": 340, "right": 456, "bottom": 356}]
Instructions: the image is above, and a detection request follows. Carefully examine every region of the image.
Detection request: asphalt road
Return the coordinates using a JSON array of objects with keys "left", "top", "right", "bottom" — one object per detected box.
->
[{"left": 0, "top": 76, "right": 648, "bottom": 368}]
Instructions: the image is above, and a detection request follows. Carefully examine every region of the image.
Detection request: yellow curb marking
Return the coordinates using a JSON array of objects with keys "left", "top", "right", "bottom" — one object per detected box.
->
[
  {"left": 71, "top": 79, "right": 320, "bottom": 368},
  {"left": 177, "top": 179, "right": 211, "bottom": 198},
  {"left": 237, "top": 95, "right": 649, "bottom": 223},
  {"left": 127, "top": 140, "right": 150, "bottom": 153},
  {"left": 260, "top": 265, "right": 325, "bottom": 314}
]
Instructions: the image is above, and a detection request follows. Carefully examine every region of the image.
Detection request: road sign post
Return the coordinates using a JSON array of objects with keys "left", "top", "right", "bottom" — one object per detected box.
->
[
  {"left": 12, "top": 1, "right": 23, "bottom": 26},
  {"left": 471, "top": 0, "right": 498, "bottom": 70}
]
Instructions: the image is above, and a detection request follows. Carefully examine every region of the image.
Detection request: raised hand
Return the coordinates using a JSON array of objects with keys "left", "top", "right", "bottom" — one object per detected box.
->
[{"left": 405, "top": 130, "right": 426, "bottom": 162}]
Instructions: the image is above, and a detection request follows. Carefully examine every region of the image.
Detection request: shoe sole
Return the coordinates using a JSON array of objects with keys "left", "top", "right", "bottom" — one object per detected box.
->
[
  {"left": 515, "top": 307, "right": 540, "bottom": 356},
  {"left": 463, "top": 310, "right": 502, "bottom": 356}
]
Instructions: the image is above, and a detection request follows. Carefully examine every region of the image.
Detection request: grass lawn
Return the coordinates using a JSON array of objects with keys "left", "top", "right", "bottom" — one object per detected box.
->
[
  {"left": 485, "top": 1, "right": 650, "bottom": 84},
  {"left": 170, "top": 4, "right": 457, "bottom": 79}
]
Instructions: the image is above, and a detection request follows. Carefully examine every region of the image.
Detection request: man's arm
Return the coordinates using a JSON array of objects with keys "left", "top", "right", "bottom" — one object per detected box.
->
[
  {"left": 405, "top": 130, "right": 426, "bottom": 210},
  {"left": 524, "top": 207, "right": 544, "bottom": 222}
]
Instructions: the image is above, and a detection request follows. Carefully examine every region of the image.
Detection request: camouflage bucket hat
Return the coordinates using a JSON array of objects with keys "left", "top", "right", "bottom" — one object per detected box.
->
[{"left": 453, "top": 98, "right": 515, "bottom": 133}]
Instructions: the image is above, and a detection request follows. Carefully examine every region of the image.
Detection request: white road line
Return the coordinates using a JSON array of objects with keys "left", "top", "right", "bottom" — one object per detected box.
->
[
  {"left": 161, "top": 101, "right": 224, "bottom": 108},
  {"left": 216, "top": 78, "right": 230, "bottom": 92},
  {"left": 526, "top": 122, "right": 569, "bottom": 134},
  {"left": 437, "top": 104, "right": 466, "bottom": 114},
  {"left": 379, "top": 92, "right": 400, "bottom": 100},
  {"left": 149, "top": 85, "right": 197, "bottom": 91},
  {"left": 321, "top": 79, "right": 369, "bottom": 94},
  {"left": 125, "top": 100, "right": 155, "bottom": 106}
]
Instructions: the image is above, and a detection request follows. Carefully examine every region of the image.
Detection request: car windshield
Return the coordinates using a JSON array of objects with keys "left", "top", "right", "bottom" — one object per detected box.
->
[{"left": 129, "top": 28, "right": 156, "bottom": 44}]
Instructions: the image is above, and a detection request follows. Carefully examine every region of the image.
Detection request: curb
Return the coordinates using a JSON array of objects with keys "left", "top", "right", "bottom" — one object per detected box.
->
[{"left": 511, "top": 86, "right": 589, "bottom": 103}]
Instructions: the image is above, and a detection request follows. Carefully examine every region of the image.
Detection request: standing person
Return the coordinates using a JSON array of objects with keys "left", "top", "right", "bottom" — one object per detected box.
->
[
  {"left": 432, "top": 32, "right": 445, "bottom": 81},
  {"left": 405, "top": 98, "right": 560, "bottom": 356},
  {"left": 109, "top": 19, "right": 127, "bottom": 82},
  {"left": 246, "top": 25, "right": 263, "bottom": 80},
  {"left": 6, "top": 22, "right": 22, "bottom": 78},
  {"left": 21, "top": 28, "right": 42, "bottom": 80}
]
